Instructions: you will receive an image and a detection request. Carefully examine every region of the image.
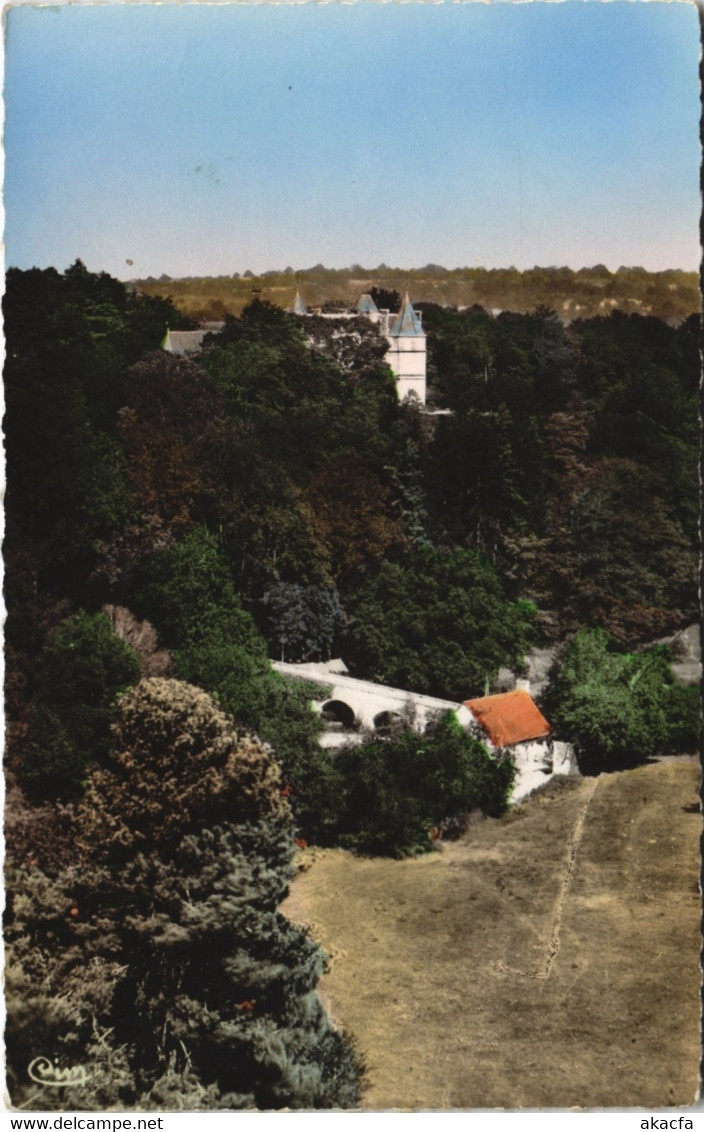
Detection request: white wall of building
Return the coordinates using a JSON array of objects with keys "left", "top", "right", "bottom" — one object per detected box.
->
[{"left": 385, "top": 336, "right": 427, "bottom": 403}]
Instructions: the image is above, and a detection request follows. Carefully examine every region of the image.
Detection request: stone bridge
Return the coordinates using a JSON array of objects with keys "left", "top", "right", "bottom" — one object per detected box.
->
[
  {"left": 272, "top": 659, "right": 470, "bottom": 747},
  {"left": 271, "top": 658, "right": 577, "bottom": 803}
]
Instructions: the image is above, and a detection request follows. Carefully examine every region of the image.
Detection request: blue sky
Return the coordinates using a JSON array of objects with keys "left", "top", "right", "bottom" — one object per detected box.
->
[{"left": 3, "top": 1, "right": 700, "bottom": 280}]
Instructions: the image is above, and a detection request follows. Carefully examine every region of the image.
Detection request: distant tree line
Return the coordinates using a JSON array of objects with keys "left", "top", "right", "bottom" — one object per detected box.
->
[{"left": 134, "top": 264, "right": 700, "bottom": 324}]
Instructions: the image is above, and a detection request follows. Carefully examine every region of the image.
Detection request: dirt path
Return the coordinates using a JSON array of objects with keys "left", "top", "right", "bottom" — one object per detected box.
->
[{"left": 283, "top": 762, "right": 701, "bottom": 1109}]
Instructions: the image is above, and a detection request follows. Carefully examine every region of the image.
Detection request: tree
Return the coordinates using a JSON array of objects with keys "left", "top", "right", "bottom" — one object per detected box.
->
[
  {"left": 344, "top": 548, "right": 536, "bottom": 701},
  {"left": 420, "top": 302, "right": 495, "bottom": 415},
  {"left": 5, "top": 678, "right": 361, "bottom": 1110},
  {"left": 202, "top": 299, "right": 354, "bottom": 481},
  {"left": 3, "top": 548, "right": 72, "bottom": 725},
  {"left": 574, "top": 310, "right": 699, "bottom": 542},
  {"left": 134, "top": 528, "right": 343, "bottom": 842},
  {"left": 530, "top": 308, "right": 578, "bottom": 412},
  {"left": 117, "top": 351, "right": 226, "bottom": 535},
  {"left": 21, "top": 611, "right": 141, "bottom": 800},
  {"left": 545, "top": 628, "right": 697, "bottom": 774},
  {"left": 425, "top": 406, "right": 545, "bottom": 556},
  {"left": 368, "top": 287, "right": 402, "bottom": 313},
  {"left": 511, "top": 414, "right": 697, "bottom": 644},
  {"left": 304, "top": 451, "right": 408, "bottom": 582},
  {"left": 3, "top": 264, "right": 191, "bottom": 587},
  {"left": 304, "top": 313, "right": 392, "bottom": 385},
  {"left": 564, "top": 460, "right": 697, "bottom": 644},
  {"left": 333, "top": 712, "right": 514, "bottom": 857},
  {"left": 134, "top": 528, "right": 276, "bottom": 728},
  {"left": 133, "top": 528, "right": 266, "bottom": 658},
  {"left": 260, "top": 583, "right": 345, "bottom": 662},
  {"left": 206, "top": 425, "right": 336, "bottom": 588},
  {"left": 101, "top": 604, "right": 173, "bottom": 677}
]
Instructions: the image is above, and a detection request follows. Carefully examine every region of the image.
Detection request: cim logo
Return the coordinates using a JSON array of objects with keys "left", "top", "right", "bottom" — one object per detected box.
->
[{"left": 28, "top": 1057, "right": 90, "bottom": 1088}]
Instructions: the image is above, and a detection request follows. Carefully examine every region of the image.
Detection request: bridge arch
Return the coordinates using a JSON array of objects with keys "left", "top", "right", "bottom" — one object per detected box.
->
[
  {"left": 373, "top": 710, "right": 403, "bottom": 732},
  {"left": 321, "top": 699, "right": 356, "bottom": 729}
]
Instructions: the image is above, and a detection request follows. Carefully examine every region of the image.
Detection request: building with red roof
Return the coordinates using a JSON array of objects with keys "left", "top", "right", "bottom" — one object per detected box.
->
[
  {"left": 464, "top": 686, "right": 575, "bottom": 802},
  {"left": 463, "top": 689, "right": 551, "bottom": 749}
]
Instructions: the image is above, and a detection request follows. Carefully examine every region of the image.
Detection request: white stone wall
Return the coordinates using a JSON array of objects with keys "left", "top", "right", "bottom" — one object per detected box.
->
[
  {"left": 552, "top": 740, "right": 577, "bottom": 775},
  {"left": 385, "top": 336, "right": 427, "bottom": 404},
  {"left": 464, "top": 719, "right": 577, "bottom": 803},
  {"left": 509, "top": 739, "right": 578, "bottom": 802},
  {"left": 512, "top": 739, "right": 552, "bottom": 765}
]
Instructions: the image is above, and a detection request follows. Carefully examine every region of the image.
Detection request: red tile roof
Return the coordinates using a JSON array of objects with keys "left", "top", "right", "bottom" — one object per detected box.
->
[{"left": 464, "top": 690, "right": 551, "bottom": 748}]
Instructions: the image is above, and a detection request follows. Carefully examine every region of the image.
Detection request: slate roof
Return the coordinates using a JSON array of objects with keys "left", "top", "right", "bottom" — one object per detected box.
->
[
  {"left": 356, "top": 293, "right": 380, "bottom": 315},
  {"left": 463, "top": 690, "right": 551, "bottom": 748},
  {"left": 389, "top": 293, "right": 424, "bottom": 337},
  {"left": 162, "top": 330, "right": 209, "bottom": 355}
]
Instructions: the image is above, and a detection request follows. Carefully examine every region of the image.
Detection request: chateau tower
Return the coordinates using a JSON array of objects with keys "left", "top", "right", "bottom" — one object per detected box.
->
[
  {"left": 289, "top": 287, "right": 427, "bottom": 405},
  {"left": 384, "top": 293, "right": 427, "bottom": 404}
]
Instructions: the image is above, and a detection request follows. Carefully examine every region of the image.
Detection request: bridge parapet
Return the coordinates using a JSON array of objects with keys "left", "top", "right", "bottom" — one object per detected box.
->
[{"left": 272, "top": 660, "right": 463, "bottom": 739}]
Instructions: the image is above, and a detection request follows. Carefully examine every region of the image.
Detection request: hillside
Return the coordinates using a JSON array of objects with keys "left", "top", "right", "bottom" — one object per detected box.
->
[
  {"left": 4, "top": 262, "right": 700, "bottom": 1108},
  {"left": 133, "top": 264, "right": 700, "bottom": 323},
  {"left": 283, "top": 759, "right": 701, "bottom": 1110}
]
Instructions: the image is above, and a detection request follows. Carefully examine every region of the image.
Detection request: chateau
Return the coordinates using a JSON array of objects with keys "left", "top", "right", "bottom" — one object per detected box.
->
[
  {"left": 291, "top": 290, "right": 427, "bottom": 404},
  {"left": 163, "top": 291, "right": 428, "bottom": 404}
]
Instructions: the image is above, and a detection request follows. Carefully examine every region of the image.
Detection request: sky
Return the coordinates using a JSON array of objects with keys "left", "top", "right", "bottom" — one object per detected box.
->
[{"left": 3, "top": 1, "right": 701, "bottom": 280}]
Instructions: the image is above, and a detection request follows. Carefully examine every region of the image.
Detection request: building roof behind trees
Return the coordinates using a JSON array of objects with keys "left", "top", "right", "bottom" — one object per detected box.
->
[{"left": 162, "top": 329, "right": 210, "bottom": 354}]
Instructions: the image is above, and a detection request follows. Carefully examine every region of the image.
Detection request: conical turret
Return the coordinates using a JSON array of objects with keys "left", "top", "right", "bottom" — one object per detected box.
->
[
  {"left": 291, "top": 289, "right": 307, "bottom": 315},
  {"left": 356, "top": 293, "right": 381, "bottom": 318},
  {"left": 389, "top": 292, "right": 424, "bottom": 337}
]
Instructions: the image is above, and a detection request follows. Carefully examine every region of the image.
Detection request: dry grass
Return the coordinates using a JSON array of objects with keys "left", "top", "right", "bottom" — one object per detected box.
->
[{"left": 283, "top": 761, "right": 701, "bottom": 1109}]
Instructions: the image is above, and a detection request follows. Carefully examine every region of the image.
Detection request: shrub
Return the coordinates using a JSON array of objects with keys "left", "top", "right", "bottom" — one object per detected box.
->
[
  {"left": 546, "top": 628, "right": 698, "bottom": 773},
  {"left": 133, "top": 528, "right": 266, "bottom": 657},
  {"left": 334, "top": 712, "right": 514, "bottom": 857},
  {"left": 76, "top": 677, "right": 288, "bottom": 858},
  {"left": 260, "top": 583, "right": 345, "bottom": 663},
  {"left": 661, "top": 682, "right": 701, "bottom": 755}
]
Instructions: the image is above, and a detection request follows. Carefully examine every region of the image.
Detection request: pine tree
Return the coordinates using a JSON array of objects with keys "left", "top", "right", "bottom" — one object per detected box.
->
[{"left": 6, "top": 679, "right": 360, "bottom": 1110}]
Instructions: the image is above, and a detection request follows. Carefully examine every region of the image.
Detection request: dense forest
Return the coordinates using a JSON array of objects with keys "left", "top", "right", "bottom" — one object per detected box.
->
[{"left": 4, "top": 260, "right": 700, "bottom": 1109}]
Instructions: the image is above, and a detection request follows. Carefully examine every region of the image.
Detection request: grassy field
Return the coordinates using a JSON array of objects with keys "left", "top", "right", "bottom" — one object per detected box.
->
[{"left": 283, "top": 760, "right": 701, "bottom": 1110}]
